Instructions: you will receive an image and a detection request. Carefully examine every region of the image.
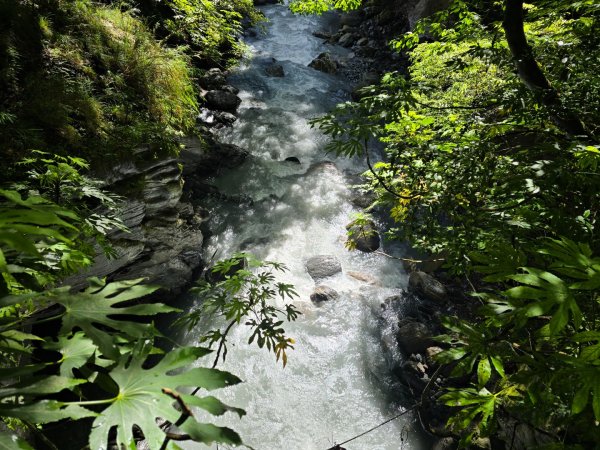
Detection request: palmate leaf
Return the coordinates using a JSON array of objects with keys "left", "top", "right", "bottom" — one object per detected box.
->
[
  {"left": 506, "top": 267, "right": 582, "bottom": 334},
  {"left": 89, "top": 346, "right": 243, "bottom": 450},
  {"left": 44, "top": 332, "right": 98, "bottom": 377},
  {"left": 48, "top": 278, "right": 178, "bottom": 359},
  {"left": 0, "top": 431, "right": 34, "bottom": 450}
]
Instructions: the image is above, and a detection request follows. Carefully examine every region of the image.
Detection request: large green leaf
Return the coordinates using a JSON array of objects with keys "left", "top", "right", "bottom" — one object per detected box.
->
[
  {"left": 0, "top": 375, "right": 85, "bottom": 398},
  {"left": 88, "top": 346, "right": 243, "bottom": 449},
  {"left": 44, "top": 332, "right": 98, "bottom": 377},
  {"left": 0, "top": 401, "right": 96, "bottom": 423},
  {"left": 50, "top": 278, "right": 178, "bottom": 359},
  {"left": 0, "top": 431, "right": 34, "bottom": 450}
]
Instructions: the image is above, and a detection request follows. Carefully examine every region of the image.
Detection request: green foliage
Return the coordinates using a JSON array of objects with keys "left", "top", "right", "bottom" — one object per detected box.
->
[
  {"left": 437, "top": 238, "right": 600, "bottom": 446},
  {"left": 161, "top": 0, "right": 263, "bottom": 67},
  {"left": 181, "top": 253, "right": 300, "bottom": 367},
  {"left": 0, "top": 0, "right": 199, "bottom": 165},
  {"left": 289, "top": 0, "right": 361, "bottom": 15}
]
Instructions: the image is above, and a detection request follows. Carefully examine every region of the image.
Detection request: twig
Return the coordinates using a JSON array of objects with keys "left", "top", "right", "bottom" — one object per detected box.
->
[
  {"left": 325, "top": 403, "right": 420, "bottom": 450},
  {"left": 374, "top": 250, "right": 445, "bottom": 265},
  {"left": 363, "top": 139, "right": 419, "bottom": 201}
]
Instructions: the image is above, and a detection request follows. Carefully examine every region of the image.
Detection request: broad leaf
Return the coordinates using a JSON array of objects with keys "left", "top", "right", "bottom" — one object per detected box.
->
[
  {"left": 88, "top": 346, "right": 243, "bottom": 450},
  {"left": 44, "top": 332, "right": 97, "bottom": 377},
  {"left": 0, "top": 401, "right": 96, "bottom": 423},
  {"left": 50, "top": 278, "right": 178, "bottom": 359}
]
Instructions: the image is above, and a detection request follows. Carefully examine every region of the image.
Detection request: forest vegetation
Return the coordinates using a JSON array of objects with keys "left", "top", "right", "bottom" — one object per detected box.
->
[{"left": 1, "top": 0, "right": 599, "bottom": 449}]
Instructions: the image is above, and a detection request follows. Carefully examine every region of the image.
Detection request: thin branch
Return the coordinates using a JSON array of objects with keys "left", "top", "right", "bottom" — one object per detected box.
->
[{"left": 363, "top": 139, "right": 420, "bottom": 200}]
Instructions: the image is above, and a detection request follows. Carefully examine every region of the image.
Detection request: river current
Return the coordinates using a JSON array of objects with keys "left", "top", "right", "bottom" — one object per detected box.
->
[{"left": 181, "top": 4, "right": 425, "bottom": 449}]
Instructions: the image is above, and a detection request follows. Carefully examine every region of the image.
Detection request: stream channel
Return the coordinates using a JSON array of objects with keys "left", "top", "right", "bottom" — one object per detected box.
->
[{"left": 179, "top": 4, "right": 427, "bottom": 449}]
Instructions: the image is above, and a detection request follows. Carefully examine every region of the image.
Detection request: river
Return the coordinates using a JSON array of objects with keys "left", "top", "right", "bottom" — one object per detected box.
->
[{"left": 180, "top": 4, "right": 426, "bottom": 449}]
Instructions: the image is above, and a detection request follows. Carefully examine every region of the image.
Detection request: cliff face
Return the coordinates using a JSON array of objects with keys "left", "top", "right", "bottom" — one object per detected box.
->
[{"left": 65, "top": 147, "right": 205, "bottom": 294}]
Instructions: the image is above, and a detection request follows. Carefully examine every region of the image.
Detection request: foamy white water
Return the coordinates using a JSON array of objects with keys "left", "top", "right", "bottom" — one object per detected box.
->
[{"left": 181, "top": 4, "right": 426, "bottom": 449}]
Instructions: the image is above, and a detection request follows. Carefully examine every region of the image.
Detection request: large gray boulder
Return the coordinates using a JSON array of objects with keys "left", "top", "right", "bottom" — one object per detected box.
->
[
  {"left": 306, "top": 255, "right": 342, "bottom": 280},
  {"left": 204, "top": 90, "right": 241, "bottom": 112}
]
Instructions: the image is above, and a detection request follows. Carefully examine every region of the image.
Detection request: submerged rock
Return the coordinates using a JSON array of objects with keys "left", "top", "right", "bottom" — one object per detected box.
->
[
  {"left": 265, "top": 63, "right": 285, "bottom": 77},
  {"left": 310, "top": 285, "right": 339, "bottom": 304},
  {"left": 306, "top": 255, "right": 342, "bottom": 280},
  {"left": 308, "top": 52, "right": 338, "bottom": 74}
]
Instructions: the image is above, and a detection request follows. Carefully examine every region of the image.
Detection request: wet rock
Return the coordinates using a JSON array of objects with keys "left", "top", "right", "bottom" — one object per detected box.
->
[
  {"left": 338, "top": 32, "right": 358, "bottom": 47},
  {"left": 349, "top": 187, "right": 376, "bottom": 208},
  {"left": 310, "top": 285, "right": 340, "bottom": 304},
  {"left": 346, "top": 219, "right": 380, "bottom": 252},
  {"left": 308, "top": 52, "right": 338, "bottom": 74},
  {"left": 306, "top": 255, "right": 342, "bottom": 280},
  {"left": 254, "top": 0, "right": 278, "bottom": 4},
  {"left": 397, "top": 321, "right": 434, "bottom": 354},
  {"left": 213, "top": 111, "right": 237, "bottom": 126},
  {"left": 204, "top": 90, "right": 241, "bottom": 112},
  {"left": 199, "top": 68, "right": 226, "bottom": 90},
  {"left": 221, "top": 84, "right": 240, "bottom": 95},
  {"left": 408, "top": 0, "right": 453, "bottom": 28},
  {"left": 179, "top": 135, "right": 248, "bottom": 176},
  {"left": 265, "top": 63, "right": 285, "bottom": 77},
  {"left": 408, "top": 271, "right": 447, "bottom": 302},
  {"left": 356, "top": 37, "right": 369, "bottom": 46},
  {"left": 284, "top": 156, "right": 301, "bottom": 164},
  {"left": 312, "top": 30, "right": 332, "bottom": 40},
  {"left": 426, "top": 346, "right": 444, "bottom": 364}
]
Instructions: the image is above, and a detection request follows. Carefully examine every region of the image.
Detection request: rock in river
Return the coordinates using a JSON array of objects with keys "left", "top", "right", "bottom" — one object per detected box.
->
[
  {"left": 306, "top": 255, "right": 342, "bottom": 280},
  {"left": 310, "top": 285, "right": 340, "bottom": 304}
]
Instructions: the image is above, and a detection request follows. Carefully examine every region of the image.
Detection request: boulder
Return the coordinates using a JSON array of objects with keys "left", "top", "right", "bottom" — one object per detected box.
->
[
  {"left": 346, "top": 219, "right": 380, "bottom": 252},
  {"left": 397, "top": 321, "right": 433, "bottom": 354},
  {"left": 214, "top": 111, "right": 237, "bottom": 126},
  {"left": 306, "top": 255, "right": 342, "bottom": 280},
  {"left": 308, "top": 52, "right": 338, "bottom": 74},
  {"left": 312, "top": 31, "right": 332, "bottom": 40},
  {"left": 265, "top": 63, "right": 285, "bottom": 77},
  {"left": 408, "top": 271, "right": 447, "bottom": 302},
  {"left": 204, "top": 90, "right": 241, "bottom": 112},
  {"left": 338, "top": 32, "right": 358, "bottom": 47},
  {"left": 199, "top": 68, "right": 226, "bottom": 90},
  {"left": 310, "top": 285, "right": 340, "bottom": 304}
]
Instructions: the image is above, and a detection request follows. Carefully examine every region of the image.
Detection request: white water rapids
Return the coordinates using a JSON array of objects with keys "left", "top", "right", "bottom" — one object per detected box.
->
[{"left": 180, "top": 4, "right": 427, "bottom": 450}]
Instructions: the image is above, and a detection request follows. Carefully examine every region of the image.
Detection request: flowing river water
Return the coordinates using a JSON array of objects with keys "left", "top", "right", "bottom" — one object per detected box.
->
[{"left": 180, "top": 4, "right": 427, "bottom": 450}]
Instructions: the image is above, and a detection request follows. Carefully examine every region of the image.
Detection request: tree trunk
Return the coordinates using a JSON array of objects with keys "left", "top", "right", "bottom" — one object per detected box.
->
[{"left": 502, "top": 0, "right": 588, "bottom": 137}]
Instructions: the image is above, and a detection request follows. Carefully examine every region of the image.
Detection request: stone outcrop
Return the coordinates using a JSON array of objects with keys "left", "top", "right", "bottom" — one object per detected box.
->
[
  {"left": 65, "top": 148, "right": 205, "bottom": 294},
  {"left": 346, "top": 219, "right": 380, "bottom": 252}
]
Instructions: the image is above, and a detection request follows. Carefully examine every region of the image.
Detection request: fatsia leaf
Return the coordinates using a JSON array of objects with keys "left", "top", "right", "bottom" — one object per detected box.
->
[
  {"left": 88, "top": 346, "right": 243, "bottom": 450},
  {"left": 0, "top": 375, "right": 86, "bottom": 398},
  {"left": 0, "top": 401, "right": 96, "bottom": 423},
  {"left": 49, "top": 278, "right": 178, "bottom": 359},
  {"left": 44, "top": 332, "right": 98, "bottom": 377},
  {"left": 179, "top": 420, "right": 242, "bottom": 446},
  {"left": 0, "top": 431, "right": 34, "bottom": 450},
  {"left": 477, "top": 357, "right": 492, "bottom": 388}
]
